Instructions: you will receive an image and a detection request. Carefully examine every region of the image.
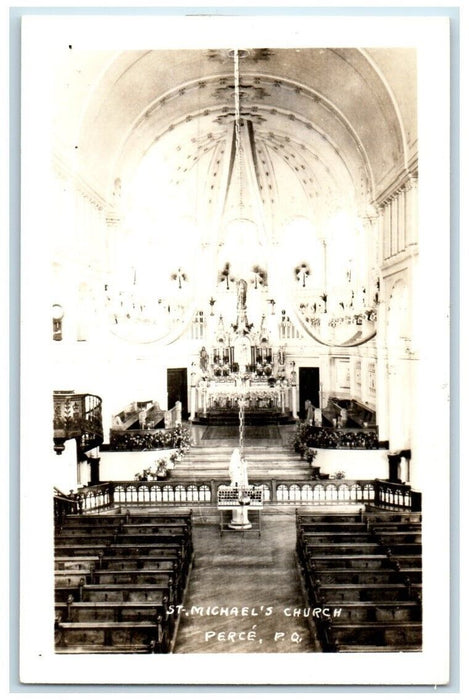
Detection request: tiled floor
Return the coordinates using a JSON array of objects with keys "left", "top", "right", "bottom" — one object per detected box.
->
[{"left": 174, "top": 513, "right": 321, "bottom": 653}]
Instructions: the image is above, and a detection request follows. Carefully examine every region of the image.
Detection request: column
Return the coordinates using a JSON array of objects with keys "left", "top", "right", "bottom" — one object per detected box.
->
[
  {"left": 201, "top": 384, "right": 207, "bottom": 417},
  {"left": 291, "top": 382, "right": 298, "bottom": 420},
  {"left": 189, "top": 386, "right": 196, "bottom": 422},
  {"left": 375, "top": 299, "right": 389, "bottom": 443},
  {"left": 404, "top": 175, "right": 418, "bottom": 247}
]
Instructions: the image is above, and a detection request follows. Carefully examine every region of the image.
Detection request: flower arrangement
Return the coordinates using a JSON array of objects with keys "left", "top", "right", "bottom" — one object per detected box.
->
[
  {"left": 330, "top": 470, "right": 345, "bottom": 480},
  {"left": 304, "top": 447, "right": 318, "bottom": 464},
  {"left": 134, "top": 462, "right": 168, "bottom": 481},
  {"left": 111, "top": 425, "right": 192, "bottom": 452}
]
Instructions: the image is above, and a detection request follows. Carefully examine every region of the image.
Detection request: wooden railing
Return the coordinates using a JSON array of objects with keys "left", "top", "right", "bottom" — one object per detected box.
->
[
  {"left": 374, "top": 479, "right": 421, "bottom": 512},
  {"left": 56, "top": 479, "right": 421, "bottom": 515},
  {"left": 164, "top": 401, "right": 182, "bottom": 428},
  {"left": 53, "top": 490, "right": 80, "bottom": 526}
]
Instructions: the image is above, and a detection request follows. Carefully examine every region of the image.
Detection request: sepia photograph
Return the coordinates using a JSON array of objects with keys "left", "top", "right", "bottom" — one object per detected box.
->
[{"left": 19, "top": 12, "right": 451, "bottom": 686}]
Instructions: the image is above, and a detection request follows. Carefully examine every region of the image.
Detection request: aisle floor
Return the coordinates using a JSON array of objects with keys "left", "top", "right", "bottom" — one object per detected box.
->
[{"left": 173, "top": 513, "right": 321, "bottom": 653}]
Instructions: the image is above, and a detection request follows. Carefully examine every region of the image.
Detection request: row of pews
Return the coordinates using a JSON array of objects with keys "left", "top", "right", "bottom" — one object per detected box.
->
[
  {"left": 54, "top": 509, "right": 193, "bottom": 654},
  {"left": 296, "top": 509, "right": 422, "bottom": 653}
]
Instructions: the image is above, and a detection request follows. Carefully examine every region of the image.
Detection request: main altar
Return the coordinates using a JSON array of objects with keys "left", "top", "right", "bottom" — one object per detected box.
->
[{"left": 189, "top": 279, "right": 298, "bottom": 424}]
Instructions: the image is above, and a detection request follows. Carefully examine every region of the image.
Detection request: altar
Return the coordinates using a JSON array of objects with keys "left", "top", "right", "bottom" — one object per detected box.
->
[
  {"left": 188, "top": 278, "right": 298, "bottom": 422},
  {"left": 207, "top": 381, "right": 281, "bottom": 411},
  {"left": 191, "top": 377, "right": 296, "bottom": 424}
]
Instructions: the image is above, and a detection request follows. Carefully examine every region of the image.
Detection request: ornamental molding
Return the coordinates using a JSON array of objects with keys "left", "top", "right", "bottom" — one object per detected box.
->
[
  {"left": 373, "top": 164, "right": 418, "bottom": 208},
  {"left": 52, "top": 151, "right": 110, "bottom": 212}
]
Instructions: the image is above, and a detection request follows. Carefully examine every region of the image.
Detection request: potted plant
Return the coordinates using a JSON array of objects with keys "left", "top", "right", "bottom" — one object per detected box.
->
[
  {"left": 330, "top": 470, "right": 345, "bottom": 480},
  {"left": 305, "top": 447, "right": 318, "bottom": 466}
]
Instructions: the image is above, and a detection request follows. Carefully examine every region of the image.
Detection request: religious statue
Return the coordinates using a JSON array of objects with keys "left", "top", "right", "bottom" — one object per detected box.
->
[
  {"left": 199, "top": 346, "right": 209, "bottom": 373},
  {"left": 237, "top": 279, "right": 247, "bottom": 310},
  {"left": 229, "top": 448, "right": 249, "bottom": 488},
  {"left": 233, "top": 279, "right": 252, "bottom": 335}
]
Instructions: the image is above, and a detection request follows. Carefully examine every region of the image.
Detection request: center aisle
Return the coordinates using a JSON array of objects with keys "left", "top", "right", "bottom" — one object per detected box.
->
[{"left": 173, "top": 513, "right": 321, "bottom": 653}]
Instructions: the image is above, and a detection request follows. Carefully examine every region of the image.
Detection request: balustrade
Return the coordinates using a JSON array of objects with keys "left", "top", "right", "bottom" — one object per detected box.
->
[{"left": 374, "top": 480, "right": 420, "bottom": 511}]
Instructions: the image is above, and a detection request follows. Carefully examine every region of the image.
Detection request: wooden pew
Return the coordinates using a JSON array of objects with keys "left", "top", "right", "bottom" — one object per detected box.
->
[
  {"left": 298, "top": 522, "right": 368, "bottom": 533},
  {"left": 369, "top": 522, "right": 422, "bottom": 532},
  {"left": 55, "top": 544, "right": 107, "bottom": 557},
  {"left": 365, "top": 511, "right": 421, "bottom": 522},
  {"left": 89, "top": 570, "right": 181, "bottom": 602},
  {"left": 314, "top": 582, "right": 421, "bottom": 602},
  {"left": 54, "top": 511, "right": 194, "bottom": 655},
  {"left": 311, "top": 569, "right": 411, "bottom": 585},
  {"left": 81, "top": 583, "right": 172, "bottom": 603},
  {"left": 297, "top": 513, "right": 364, "bottom": 524},
  {"left": 373, "top": 530, "right": 422, "bottom": 544},
  {"left": 59, "top": 523, "right": 189, "bottom": 537},
  {"left": 379, "top": 543, "right": 422, "bottom": 556},
  {"left": 63, "top": 512, "right": 192, "bottom": 531},
  {"left": 323, "top": 620, "right": 422, "bottom": 649},
  {"left": 299, "top": 542, "right": 383, "bottom": 556},
  {"left": 55, "top": 571, "right": 93, "bottom": 587},
  {"left": 303, "top": 554, "right": 393, "bottom": 570},
  {"left": 55, "top": 534, "right": 191, "bottom": 558},
  {"left": 121, "top": 524, "right": 190, "bottom": 535},
  {"left": 297, "top": 530, "right": 371, "bottom": 544},
  {"left": 323, "top": 601, "right": 421, "bottom": 622},
  {"left": 55, "top": 598, "right": 169, "bottom": 624},
  {"left": 56, "top": 619, "right": 169, "bottom": 653},
  {"left": 99, "top": 555, "right": 180, "bottom": 570},
  {"left": 55, "top": 556, "right": 100, "bottom": 571}
]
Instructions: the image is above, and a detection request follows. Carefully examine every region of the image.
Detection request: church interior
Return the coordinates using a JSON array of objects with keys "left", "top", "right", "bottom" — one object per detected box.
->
[{"left": 48, "top": 43, "right": 428, "bottom": 656}]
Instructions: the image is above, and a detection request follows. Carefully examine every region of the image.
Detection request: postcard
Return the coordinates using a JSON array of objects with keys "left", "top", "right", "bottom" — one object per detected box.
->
[{"left": 19, "top": 11, "right": 451, "bottom": 687}]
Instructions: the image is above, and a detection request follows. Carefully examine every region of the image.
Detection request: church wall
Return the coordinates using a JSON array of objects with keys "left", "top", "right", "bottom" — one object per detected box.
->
[
  {"left": 99, "top": 449, "right": 176, "bottom": 482},
  {"left": 314, "top": 448, "right": 388, "bottom": 481},
  {"left": 52, "top": 439, "right": 78, "bottom": 493},
  {"left": 375, "top": 170, "right": 419, "bottom": 486}
]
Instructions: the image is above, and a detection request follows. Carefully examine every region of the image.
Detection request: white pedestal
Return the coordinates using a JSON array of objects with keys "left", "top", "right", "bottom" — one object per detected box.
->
[{"left": 228, "top": 505, "right": 252, "bottom": 530}]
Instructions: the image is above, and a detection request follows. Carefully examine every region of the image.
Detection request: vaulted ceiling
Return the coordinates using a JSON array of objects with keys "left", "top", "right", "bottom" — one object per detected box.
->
[{"left": 53, "top": 46, "right": 417, "bottom": 219}]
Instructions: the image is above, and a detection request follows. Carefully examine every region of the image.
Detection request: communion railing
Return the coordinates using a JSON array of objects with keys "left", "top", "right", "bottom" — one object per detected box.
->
[{"left": 60, "top": 479, "right": 420, "bottom": 512}]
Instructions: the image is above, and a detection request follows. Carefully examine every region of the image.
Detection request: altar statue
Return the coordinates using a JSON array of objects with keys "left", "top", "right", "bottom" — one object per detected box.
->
[
  {"left": 199, "top": 346, "right": 209, "bottom": 373},
  {"left": 229, "top": 448, "right": 249, "bottom": 488},
  {"left": 234, "top": 279, "right": 252, "bottom": 335},
  {"left": 237, "top": 279, "right": 247, "bottom": 311}
]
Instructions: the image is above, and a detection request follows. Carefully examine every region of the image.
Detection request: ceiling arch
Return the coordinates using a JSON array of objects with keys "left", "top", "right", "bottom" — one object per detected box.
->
[{"left": 54, "top": 47, "right": 416, "bottom": 211}]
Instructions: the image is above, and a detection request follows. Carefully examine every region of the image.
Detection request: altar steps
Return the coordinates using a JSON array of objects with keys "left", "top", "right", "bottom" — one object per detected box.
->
[
  {"left": 194, "top": 411, "right": 295, "bottom": 425},
  {"left": 170, "top": 444, "right": 311, "bottom": 481}
]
